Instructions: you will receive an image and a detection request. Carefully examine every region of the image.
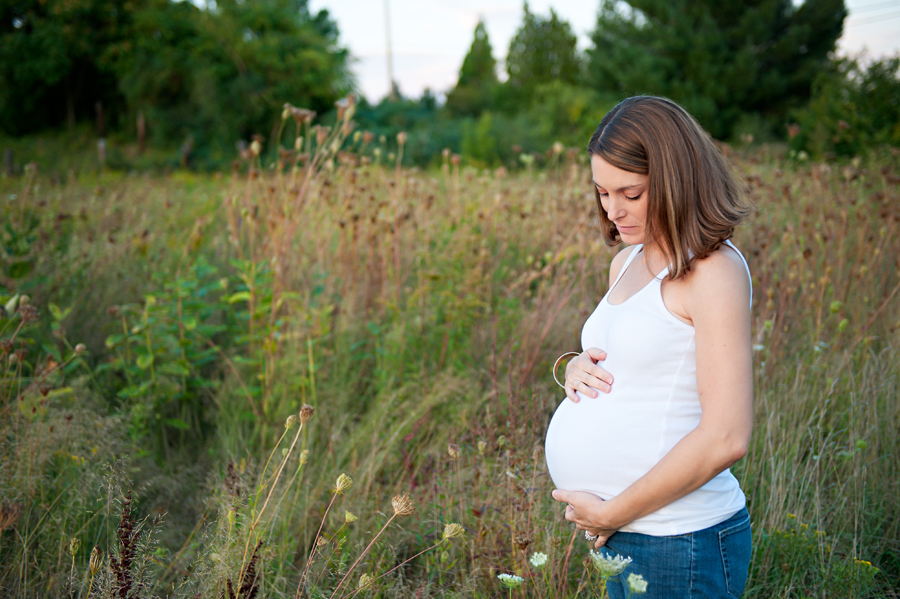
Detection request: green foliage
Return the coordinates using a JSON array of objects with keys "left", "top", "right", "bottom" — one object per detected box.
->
[
  {"left": 505, "top": 3, "right": 582, "bottom": 102},
  {"left": 790, "top": 55, "right": 900, "bottom": 157},
  {"left": 587, "top": 0, "right": 848, "bottom": 139},
  {"left": 752, "top": 515, "right": 880, "bottom": 598},
  {"left": 446, "top": 20, "right": 499, "bottom": 117}
]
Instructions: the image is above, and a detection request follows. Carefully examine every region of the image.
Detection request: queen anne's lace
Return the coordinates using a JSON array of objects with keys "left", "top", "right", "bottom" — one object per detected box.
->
[{"left": 589, "top": 550, "right": 633, "bottom": 577}]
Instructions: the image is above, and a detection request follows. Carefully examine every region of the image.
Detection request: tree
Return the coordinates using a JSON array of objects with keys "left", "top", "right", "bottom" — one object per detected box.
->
[
  {"left": 505, "top": 3, "right": 582, "bottom": 99},
  {"left": 0, "top": 0, "right": 131, "bottom": 135},
  {"left": 586, "top": 0, "right": 848, "bottom": 139},
  {"left": 445, "top": 19, "right": 498, "bottom": 117}
]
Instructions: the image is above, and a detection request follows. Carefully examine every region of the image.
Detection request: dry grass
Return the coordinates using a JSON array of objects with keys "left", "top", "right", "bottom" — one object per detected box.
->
[{"left": 1, "top": 111, "right": 898, "bottom": 598}]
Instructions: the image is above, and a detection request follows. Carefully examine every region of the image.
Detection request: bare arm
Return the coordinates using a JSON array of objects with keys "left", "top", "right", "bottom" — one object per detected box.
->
[{"left": 554, "top": 249, "right": 753, "bottom": 546}]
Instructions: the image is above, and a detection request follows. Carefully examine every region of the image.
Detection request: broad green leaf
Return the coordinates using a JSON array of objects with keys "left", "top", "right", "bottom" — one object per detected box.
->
[
  {"left": 136, "top": 354, "right": 154, "bottom": 370},
  {"left": 227, "top": 291, "right": 252, "bottom": 304}
]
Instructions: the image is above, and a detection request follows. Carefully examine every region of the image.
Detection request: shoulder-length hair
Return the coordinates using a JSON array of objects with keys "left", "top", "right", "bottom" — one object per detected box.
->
[{"left": 588, "top": 96, "right": 752, "bottom": 280}]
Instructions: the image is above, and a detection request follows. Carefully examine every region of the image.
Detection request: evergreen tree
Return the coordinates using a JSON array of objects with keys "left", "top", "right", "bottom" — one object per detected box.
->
[
  {"left": 505, "top": 3, "right": 581, "bottom": 98},
  {"left": 446, "top": 19, "right": 498, "bottom": 116},
  {"left": 586, "top": 0, "right": 847, "bottom": 139}
]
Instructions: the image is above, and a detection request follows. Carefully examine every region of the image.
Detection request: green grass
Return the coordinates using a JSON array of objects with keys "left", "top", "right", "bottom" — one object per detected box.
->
[{"left": 1, "top": 121, "right": 899, "bottom": 598}]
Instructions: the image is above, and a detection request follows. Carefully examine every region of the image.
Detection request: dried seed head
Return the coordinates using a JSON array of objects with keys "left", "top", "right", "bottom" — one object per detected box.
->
[
  {"left": 285, "top": 414, "right": 297, "bottom": 429},
  {"left": 68, "top": 537, "right": 81, "bottom": 557},
  {"left": 532, "top": 445, "right": 543, "bottom": 462},
  {"left": 391, "top": 493, "right": 414, "bottom": 517},
  {"left": 344, "top": 510, "right": 357, "bottom": 523},
  {"left": 74, "top": 343, "right": 87, "bottom": 355},
  {"left": 514, "top": 532, "right": 533, "bottom": 550},
  {"left": 89, "top": 546, "right": 103, "bottom": 575},
  {"left": 0, "top": 501, "right": 22, "bottom": 531},
  {"left": 316, "top": 536, "right": 328, "bottom": 546},
  {"left": 442, "top": 523, "right": 464, "bottom": 540},
  {"left": 358, "top": 573, "right": 374, "bottom": 591},
  {"left": 19, "top": 305, "right": 39, "bottom": 323},
  {"left": 448, "top": 443, "right": 461, "bottom": 460},
  {"left": 39, "top": 385, "right": 50, "bottom": 397},
  {"left": 299, "top": 404, "right": 314, "bottom": 424},
  {"left": 316, "top": 126, "right": 330, "bottom": 146},
  {"left": 299, "top": 449, "right": 309, "bottom": 466},
  {"left": 477, "top": 440, "right": 487, "bottom": 456},
  {"left": 334, "top": 473, "right": 352, "bottom": 494}
]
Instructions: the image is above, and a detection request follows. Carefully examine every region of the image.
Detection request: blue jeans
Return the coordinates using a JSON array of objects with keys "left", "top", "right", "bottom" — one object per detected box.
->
[{"left": 600, "top": 508, "right": 751, "bottom": 599}]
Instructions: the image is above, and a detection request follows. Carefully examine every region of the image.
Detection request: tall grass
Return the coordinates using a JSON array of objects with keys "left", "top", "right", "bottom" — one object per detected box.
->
[{"left": 1, "top": 113, "right": 898, "bottom": 597}]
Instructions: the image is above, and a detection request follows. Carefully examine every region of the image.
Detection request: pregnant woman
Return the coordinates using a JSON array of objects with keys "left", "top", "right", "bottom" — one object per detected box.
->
[{"left": 545, "top": 96, "right": 754, "bottom": 598}]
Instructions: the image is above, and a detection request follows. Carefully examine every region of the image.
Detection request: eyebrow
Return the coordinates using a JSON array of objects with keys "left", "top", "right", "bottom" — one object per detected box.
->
[{"left": 592, "top": 180, "right": 646, "bottom": 191}]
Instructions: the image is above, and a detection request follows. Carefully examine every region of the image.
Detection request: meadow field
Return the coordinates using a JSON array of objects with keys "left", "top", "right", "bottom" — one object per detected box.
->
[{"left": 1, "top": 111, "right": 899, "bottom": 598}]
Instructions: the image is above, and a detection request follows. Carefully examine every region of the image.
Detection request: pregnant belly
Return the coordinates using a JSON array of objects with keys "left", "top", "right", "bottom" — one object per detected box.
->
[{"left": 544, "top": 392, "right": 664, "bottom": 496}]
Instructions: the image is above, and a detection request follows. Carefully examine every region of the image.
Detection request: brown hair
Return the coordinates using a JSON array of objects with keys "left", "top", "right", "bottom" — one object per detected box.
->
[{"left": 587, "top": 96, "right": 752, "bottom": 280}]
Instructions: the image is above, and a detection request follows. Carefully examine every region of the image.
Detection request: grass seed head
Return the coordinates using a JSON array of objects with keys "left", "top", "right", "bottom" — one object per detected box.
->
[{"left": 391, "top": 493, "right": 414, "bottom": 517}]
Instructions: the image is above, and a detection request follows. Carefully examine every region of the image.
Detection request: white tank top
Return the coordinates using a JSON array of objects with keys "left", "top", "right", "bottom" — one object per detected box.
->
[{"left": 544, "top": 241, "right": 751, "bottom": 536}]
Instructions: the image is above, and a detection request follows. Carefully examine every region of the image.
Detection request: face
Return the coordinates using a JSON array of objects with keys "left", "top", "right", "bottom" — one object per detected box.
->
[{"left": 590, "top": 155, "right": 650, "bottom": 246}]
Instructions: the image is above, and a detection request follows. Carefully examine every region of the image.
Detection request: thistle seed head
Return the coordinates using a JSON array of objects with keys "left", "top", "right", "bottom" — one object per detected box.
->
[
  {"left": 299, "top": 404, "right": 314, "bottom": 424},
  {"left": 391, "top": 493, "right": 414, "bottom": 517},
  {"left": 334, "top": 473, "right": 352, "bottom": 494},
  {"left": 442, "top": 523, "right": 464, "bottom": 540},
  {"left": 448, "top": 443, "right": 461, "bottom": 460}
]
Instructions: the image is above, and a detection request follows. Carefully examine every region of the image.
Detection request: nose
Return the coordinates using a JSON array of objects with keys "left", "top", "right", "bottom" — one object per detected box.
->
[{"left": 604, "top": 195, "right": 626, "bottom": 221}]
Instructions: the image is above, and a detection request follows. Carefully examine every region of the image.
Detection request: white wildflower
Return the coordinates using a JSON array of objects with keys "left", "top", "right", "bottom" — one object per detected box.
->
[
  {"left": 497, "top": 573, "right": 524, "bottom": 588},
  {"left": 530, "top": 551, "right": 548, "bottom": 568},
  {"left": 589, "top": 550, "right": 632, "bottom": 577},
  {"left": 627, "top": 573, "right": 648, "bottom": 594}
]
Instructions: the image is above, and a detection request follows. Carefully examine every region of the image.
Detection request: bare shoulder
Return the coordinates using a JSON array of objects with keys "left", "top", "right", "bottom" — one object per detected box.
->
[
  {"left": 608, "top": 245, "right": 638, "bottom": 287},
  {"left": 683, "top": 245, "right": 751, "bottom": 315}
]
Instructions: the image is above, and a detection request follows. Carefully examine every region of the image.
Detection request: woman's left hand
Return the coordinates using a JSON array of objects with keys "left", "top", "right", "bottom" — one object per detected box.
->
[{"left": 551, "top": 489, "right": 620, "bottom": 549}]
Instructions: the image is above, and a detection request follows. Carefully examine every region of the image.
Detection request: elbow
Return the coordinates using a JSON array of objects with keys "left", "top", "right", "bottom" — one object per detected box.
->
[{"left": 721, "top": 431, "right": 751, "bottom": 468}]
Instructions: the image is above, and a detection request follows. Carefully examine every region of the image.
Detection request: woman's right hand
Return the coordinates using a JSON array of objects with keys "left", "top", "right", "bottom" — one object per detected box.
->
[{"left": 564, "top": 348, "right": 613, "bottom": 403}]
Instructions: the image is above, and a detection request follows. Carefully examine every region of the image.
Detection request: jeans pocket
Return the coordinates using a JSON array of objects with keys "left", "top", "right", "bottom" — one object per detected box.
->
[{"left": 718, "top": 513, "right": 751, "bottom": 598}]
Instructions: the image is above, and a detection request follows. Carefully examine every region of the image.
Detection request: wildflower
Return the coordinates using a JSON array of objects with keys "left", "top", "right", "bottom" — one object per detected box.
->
[
  {"left": 627, "top": 573, "right": 648, "bottom": 594},
  {"left": 442, "top": 523, "right": 464, "bottom": 540},
  {"left": 284, "top": 414, "right": 297, "bottom": 429},
  {"left": 391, "top": 493, "right": 414, "bottom": 517},
  {"left": 344, "top": 510, "right": 357, "bottom": 523},
  {"left": 19, "top": 304, "right": 39, "bottom": 323},
  {"left": 299, "top": 404, "right": 314, "bottom": 424},
  {"left": 89, "top": 546, "right": 103, "bottom": 575},
  {"left": 589, "top": 550, "right": 632, "bottom": 577},
  {"left": 530, "top": 552, "right": 548, "bottom": 568},
  {"left": 448, "top": 443, "right": 461, "bottom": 460},
  {"left": 334, "top": 473, "right": 352, "bottom": 494},
  {"left": 497, "top": 573, "right": 524, "bottom": 589},
  {"left": 250, "top": 140, "right": 262, "bottom": 157},
  {"left": 552, "top": 141, "right": 564, "bottom": 155},
  {"left": 74, "top": 343, "right": 87, "bottom": 355}
]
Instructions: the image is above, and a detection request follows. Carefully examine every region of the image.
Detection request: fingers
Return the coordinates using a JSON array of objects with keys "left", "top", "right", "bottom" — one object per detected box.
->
[{"left": 586, "top": 347, "right": 608, "bottom": 362}]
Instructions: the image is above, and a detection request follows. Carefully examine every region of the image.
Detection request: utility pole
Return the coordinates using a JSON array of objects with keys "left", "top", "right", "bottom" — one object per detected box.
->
[{"left": 384, "top": 0, "right": 396, "bottom": 100}]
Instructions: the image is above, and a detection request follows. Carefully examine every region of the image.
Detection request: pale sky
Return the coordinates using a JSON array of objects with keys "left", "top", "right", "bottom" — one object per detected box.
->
[{"left": 308, "top": 0, "right": 900, "bottom": 103}]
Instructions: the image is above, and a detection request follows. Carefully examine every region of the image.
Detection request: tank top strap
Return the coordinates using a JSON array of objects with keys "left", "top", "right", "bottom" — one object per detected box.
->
[
  {"left": 723, "top": 239, "right": 753, "bottom": 308},
  {"left": 610, "top": 245, "right": 643, "bottom": 288}
]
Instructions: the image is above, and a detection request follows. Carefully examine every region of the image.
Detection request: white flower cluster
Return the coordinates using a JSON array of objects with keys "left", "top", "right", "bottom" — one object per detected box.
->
[
  {"left": 589, "top": 550, "right": 633, "bottom": 577},
  {"left": 496, "top": 573, "right": 525, "bottom": 588},
  {"left": 627, "top": 573, "right": 648, "bottom": 594},
  {"left": 529, "top": 552, "right": 548, "bottom": 568}
]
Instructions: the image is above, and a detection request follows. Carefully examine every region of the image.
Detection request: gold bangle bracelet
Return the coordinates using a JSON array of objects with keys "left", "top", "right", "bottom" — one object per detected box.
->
[{"left": 552, "top": 352, "right": 581, "bottom": 389}]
